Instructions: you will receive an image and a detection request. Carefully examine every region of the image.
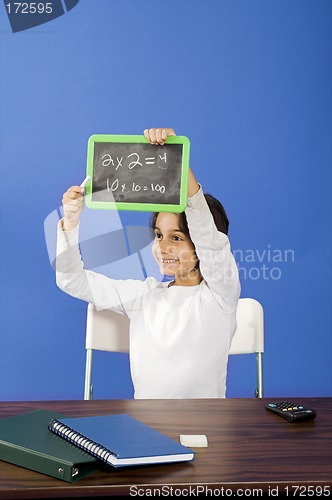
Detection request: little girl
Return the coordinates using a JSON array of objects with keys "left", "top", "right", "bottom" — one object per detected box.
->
[{"left": 56, "top": 128, "right": 240, "bottom": 398}]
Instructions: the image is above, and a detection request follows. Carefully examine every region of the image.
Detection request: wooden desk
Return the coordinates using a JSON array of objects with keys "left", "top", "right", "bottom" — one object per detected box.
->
[{"left": 0, "top": 398, "right": 331, "bottom": 498}]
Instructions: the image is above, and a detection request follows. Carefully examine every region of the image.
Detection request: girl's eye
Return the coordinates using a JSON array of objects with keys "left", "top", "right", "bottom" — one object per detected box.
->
[
  {"left": 155, "top": 232, "right": 162, "bottom": 239},
  {"left": 173, "top": 235, "right": 183, "bottom": 241}
]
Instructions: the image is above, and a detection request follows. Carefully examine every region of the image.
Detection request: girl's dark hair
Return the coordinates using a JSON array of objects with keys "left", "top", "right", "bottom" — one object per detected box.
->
[{"left": 150, "top": 193, "right": 229, "bottom": 238}]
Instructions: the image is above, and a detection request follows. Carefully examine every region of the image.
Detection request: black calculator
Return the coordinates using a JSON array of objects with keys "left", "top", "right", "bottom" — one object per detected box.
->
[{"left": 266, "top": 401, "right": 316, "bottom": 422}]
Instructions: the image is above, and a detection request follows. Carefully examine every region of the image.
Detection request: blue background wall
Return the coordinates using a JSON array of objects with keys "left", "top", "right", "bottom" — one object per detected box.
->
[{"left": 0, "top": 0, "right": 331, "bottom": 401}]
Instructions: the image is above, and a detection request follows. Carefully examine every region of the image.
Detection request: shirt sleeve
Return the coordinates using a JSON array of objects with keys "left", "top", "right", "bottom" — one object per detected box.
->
[
  {"left": 55, "top": 220, "right": 148, "bottom": 317},
  {"left": 185, "top": 187, "right": 240, "bottom": 310}
]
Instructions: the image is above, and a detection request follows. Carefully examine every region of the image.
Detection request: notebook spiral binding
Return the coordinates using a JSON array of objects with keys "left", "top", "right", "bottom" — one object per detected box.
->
[{"left": 48, "top": 419, "right": 117, "bottom": 465}]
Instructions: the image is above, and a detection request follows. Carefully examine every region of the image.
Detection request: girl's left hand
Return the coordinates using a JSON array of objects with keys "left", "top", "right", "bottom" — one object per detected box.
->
[{"left": 144, "top": 128, "right": 176, "bottom": 146}]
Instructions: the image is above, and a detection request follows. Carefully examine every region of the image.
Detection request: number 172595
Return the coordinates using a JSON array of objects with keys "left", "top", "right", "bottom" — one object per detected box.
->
[{"left": 6, "top": 3, "right": 53, "bottom": 14}]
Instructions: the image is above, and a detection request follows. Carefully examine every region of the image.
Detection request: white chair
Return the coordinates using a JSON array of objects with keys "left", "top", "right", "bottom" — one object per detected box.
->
[
  {"left": 228, "top": 298, "right": 264, "bottom": 398},
  {"left": 84, "top": 298, "right": 264, "bottom": 400}
]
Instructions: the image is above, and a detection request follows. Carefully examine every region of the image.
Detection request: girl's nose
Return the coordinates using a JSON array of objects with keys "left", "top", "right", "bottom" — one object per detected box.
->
[{"left": 158, "top": 239, "right": 170, "bottom": 253}]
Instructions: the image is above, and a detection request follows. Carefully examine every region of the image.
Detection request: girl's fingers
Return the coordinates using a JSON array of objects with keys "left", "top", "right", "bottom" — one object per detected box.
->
[
  {"left": 63, "top": 200, "right": 83, "bottom": 208},
  {"left": 63, "top": 187, "right": 84, "bottom": 201},
  {"left": 62, "top": 184, "right": 84, "bottom": 224},
  {"left": 155, "top": 129, "right": 164, "bottom": 144},
  {"left": 166, "top": 128, "right": 176, "bottom": 137},
  {"left": 144, "top": 129, "right": 150, "bottom": 142},
  {"left": 68, "top": 185, "right": 83, "bottom": 194},
  {"left": 144, "top": 128, "right": 176, "bottom": 145},
  {"left": 63, "top": 193, "right": 83, "bottom": 203},
  {"left": 148, "top": 128, "right": 157, "bottom": 144},
  {"left": 65, "top": 205, "right": 80, "bottom": 213}
]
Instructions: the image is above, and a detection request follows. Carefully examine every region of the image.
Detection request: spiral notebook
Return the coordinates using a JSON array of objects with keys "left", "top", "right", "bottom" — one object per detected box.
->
[{"left": 48, "top": 414, "right": 194, "bottom": 468}]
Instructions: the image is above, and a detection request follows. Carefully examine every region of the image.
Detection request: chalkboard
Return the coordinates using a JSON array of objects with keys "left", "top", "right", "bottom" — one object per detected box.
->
[{"left": 85, "top": 134, "right": 190, "bottom": 212}]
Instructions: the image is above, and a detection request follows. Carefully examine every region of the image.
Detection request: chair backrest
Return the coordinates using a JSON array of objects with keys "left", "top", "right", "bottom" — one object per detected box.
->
[
  {"left": 229, "top": 298, "right": 264, "bottom": 398},
  {"left": 86, "top": 304, "right": 129, "bottom": 353},
  {"left": 84, "top": 298, "right": 264, "bottom": 399},
  {"left": 229, "top": 298, "right": 264, "bottom": 355}
]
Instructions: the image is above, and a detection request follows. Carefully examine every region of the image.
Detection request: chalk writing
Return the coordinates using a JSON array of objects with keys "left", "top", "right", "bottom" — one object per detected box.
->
[
  {"left": 101, "top": 154, "right": 114, "bottom": 167},
  {"left": 100, "top": 151, "right": 170, "bottom": 195},
  {"left": 145, "top": 157, "right": 155, "bottom": 165},
  {"left": 127, "top": 152, "right": 142, "bottom": 170},
  {"left": 107, "top": 179, "right": 166, "bottom": 194},
  {"left": 100, "top": 152, "right": 168, "bottom": 171}
]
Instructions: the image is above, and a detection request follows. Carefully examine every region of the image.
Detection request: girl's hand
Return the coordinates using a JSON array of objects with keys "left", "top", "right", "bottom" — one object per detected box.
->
[
  {"left": 144, "top": 128, "right": 176, "bottom": 146},
  {"left": 61, "top": 185, "right": 84, "bottom": 231},
  {"left": 144, "top": 127, "right": 199, "bottom": 197}
]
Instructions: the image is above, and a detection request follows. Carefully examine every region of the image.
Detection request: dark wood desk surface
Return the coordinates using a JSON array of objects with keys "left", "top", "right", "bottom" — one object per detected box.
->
[{"left": 0, "top": 398, "right": 331, "bottom": 498}]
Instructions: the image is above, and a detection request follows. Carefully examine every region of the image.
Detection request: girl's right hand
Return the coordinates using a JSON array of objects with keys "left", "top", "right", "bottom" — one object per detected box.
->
[{"left": 61, "top": 185, "right": 84, "bottom": 231}]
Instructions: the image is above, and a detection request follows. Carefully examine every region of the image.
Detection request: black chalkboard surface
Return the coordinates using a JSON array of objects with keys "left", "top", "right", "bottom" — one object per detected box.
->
[{"left": 85, "top": 135, "right": 190, "bottom": 212}]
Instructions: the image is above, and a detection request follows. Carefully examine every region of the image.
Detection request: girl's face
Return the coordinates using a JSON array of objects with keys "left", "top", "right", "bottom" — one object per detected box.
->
[{"left": 152, "top": 212, "right": 200, "bottom": 286}]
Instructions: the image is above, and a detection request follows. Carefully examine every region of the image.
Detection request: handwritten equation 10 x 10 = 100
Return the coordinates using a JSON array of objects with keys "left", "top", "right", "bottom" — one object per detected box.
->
[{"left": 107, "top": 179, "right": 166, "bottom": 194}]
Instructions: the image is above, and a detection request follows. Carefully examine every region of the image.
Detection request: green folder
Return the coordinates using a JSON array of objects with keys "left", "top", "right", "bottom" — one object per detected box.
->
[{"left": 0, "top": 409, "right": 99, "bottom": 482}]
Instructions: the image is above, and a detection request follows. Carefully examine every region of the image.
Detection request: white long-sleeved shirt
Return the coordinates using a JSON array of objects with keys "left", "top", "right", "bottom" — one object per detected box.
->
[{"left": 56, "top": 188, "right": 240, "bottom": 398}]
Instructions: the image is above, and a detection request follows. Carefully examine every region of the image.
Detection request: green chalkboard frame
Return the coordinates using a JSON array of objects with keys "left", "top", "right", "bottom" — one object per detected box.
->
[{"left": 85, "top": 134, "right": 190, "bottom": 212}]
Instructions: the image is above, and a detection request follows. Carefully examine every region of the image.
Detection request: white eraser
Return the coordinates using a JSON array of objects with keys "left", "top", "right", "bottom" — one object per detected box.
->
[{"left": 180, "top": 434, "right": 208, "bottom": 448}]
